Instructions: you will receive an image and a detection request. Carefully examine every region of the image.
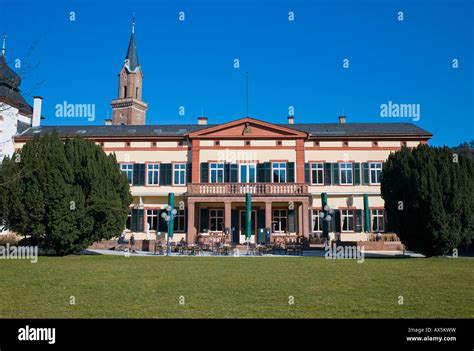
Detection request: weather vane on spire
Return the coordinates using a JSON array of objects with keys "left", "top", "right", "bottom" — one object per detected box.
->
[{"left": 1, "top": 34, "right": 6, "bottom": 57}]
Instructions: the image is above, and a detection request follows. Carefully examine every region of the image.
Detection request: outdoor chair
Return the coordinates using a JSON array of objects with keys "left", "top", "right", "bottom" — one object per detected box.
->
[{"left": 154, "top": 242, "right": 164, "bottom": 255}]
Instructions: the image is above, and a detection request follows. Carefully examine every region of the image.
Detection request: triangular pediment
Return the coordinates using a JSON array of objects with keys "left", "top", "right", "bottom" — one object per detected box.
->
[{"left": 189, "top": 117, "right": 306, "bottom": 139}]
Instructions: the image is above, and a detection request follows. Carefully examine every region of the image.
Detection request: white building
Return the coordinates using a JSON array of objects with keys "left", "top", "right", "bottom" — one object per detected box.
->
[
  {"left": 0, "top": 35, "right": 42, "bottom": 164},
  {"left": 0, "top": 35, "right": 42, "bottom": 234}
]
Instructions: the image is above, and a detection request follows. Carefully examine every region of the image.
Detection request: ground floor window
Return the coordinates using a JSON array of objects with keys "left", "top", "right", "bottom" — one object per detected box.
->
[
  {"left": 146, "top": 209, "right": 159, "bottom": 230},
  {"left": 209, "top": 209, "right": 224, "bottom": 232},
  {"left": 371, "top": 209, "right": 385, "bottom": 232},
  {"left": 341, "top": 209, "right": 355, "bottom": 232},
  {"left": 312, "top": 209, "right": 323, "bottom": 232},
  {"left": 272, "top": 209, "right": 287, "bottom": 233},
  {"left": 174, "top": 209, "right": 186, "bottom": 232}
]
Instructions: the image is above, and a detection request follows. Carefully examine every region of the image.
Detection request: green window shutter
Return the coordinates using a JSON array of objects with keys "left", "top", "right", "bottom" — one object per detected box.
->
[
  {"left": 158, "top": 210, "right": 167, "bottom": 232},
  {"left": 200, "top": 163, "right": 209, "bottom": 183},
  {"left": 353, "top": 163, "right": 361, "bottom": 185},
  {"left": 334, "top": 210, "right": 341, "bottom": 233},
  {"left": 257, "top": 163, "right": 265, "bottom": 182},
  {"left": 355, "top": 209, "right": 363, "bottom": 232},
  {"left": 230, "top": 164, "right": 238, "bottom": 182},
  {"left": 287, "top": 162, "right": 295, "bottom": 183},
  {"left": 186, "top": 163, "right": 192, "bottom": 183},
  {"left": 224, "top": 163, "right": 230, "bottom": 183},
  {"left": 304, "top": 163, "right": 310, "bottom": 183},
  {"left": 200, "top": 208, "right": 209, "bottom": 232},
  {"left": 362, "top": 162, "right": 370, "bottom": 185},
  {"left": 331, "top": 163, "right": 339, "bottom": 185},
  {"left": 288, "top": 209, "right": 297, "bottom": 232},
  {"left": 231, "top": 209, "right": 239, "bottom": 243},
  {"left": 160, "top": 163, "right": 171, "bottom": 185},
  {"left": 131, "top": 209, "right": 144, "bottom": 232},
  {"left": 324, "top": 163, "right": 332, "bottom": 185},
  {"left": 133, "top": 164, "right": 145, "bottom": 186},
  {"left": 265, "top": 162, "right": 272, "bottom": 183}
]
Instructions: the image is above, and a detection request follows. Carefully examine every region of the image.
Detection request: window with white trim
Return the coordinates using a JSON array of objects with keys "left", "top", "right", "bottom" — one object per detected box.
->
[
  {"left": 209, "top": 209, "right": 224, "bottom": 231},
  {"left": 173, "top": 163, "right": 186, "bottom": 185},
  {"left": 340, "top": 162, "right": 353, "bottom": 185},
  {"left": 369, "top": 162, "right": 383, "bottom": 184},
  {"left": 121, "top": 163, "right": 133, "bottom": 184},
  {"left": 272, "top": 209, "right": 287, "bottom": 233},
  {"left": 311, "top": 163, "right": 324, "bottom": 185},
  {"left": 312, "top": 210, "right": 323, "bottom": 233},
  {"left": 147, "top": 163, "right": 160, "bottom": 185},
  {"left": 341, "top": 209, "right": 355, "bottom": 232},
  {"left": 146, "top": 209, "right": 159, "bottom": 230},
  {"left": 371, "top": 209, "right": 385, "bottom": 232},
  {"left": 239, "top": 163, "right": 256, "bottom": 183},
  {"left": 272, "top": 162, "right": 287, "bottom": 183},
  {"left": 210, "top": 163, "right": 224, "bottom": 183}
]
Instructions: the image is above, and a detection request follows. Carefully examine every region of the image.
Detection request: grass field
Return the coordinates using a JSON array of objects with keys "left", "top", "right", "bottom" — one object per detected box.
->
[{"left": 0, "top": 255, "right": 472, "bottom": 318}]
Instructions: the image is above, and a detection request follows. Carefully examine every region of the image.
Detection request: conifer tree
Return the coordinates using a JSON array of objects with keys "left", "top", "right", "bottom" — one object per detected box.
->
[
  {"left": 0, "top": 133, "right": 132, "bottom": 255},
  {"left": 381, "top": 144, "right": 474, "bottom": 256}
]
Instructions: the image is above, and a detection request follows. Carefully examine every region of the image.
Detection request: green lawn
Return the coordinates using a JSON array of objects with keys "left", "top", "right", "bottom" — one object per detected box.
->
[{"left": 0, "top": 255, "right": 472, "bottom": 318}]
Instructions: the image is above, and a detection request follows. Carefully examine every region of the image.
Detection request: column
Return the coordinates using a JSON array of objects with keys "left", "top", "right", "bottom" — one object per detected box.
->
[
  {"left": 191, "top": 139, "right": 200, "bottom": 183},
  {"left": 297, "top": 202, "right": 303, "bottom": 236},
  {"left": 302, "top": 200, "right": 310, "bottom": 248},
  {"left": 187, "top": 200, "right": 196, "bottom": 244},
  {"left": 265, "top": 201, "right": 272, "bottom": 241},
  {"left": 295, "top": 139, "right": 305, "bottom": 183},
  {"left": 224, "top": 201, "right": 232, "bottom": 243}
]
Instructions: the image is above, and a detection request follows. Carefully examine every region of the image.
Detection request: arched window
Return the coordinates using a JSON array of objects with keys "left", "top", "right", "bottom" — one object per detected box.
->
[
  {"left": 123, "top": 85, "right": 127, "bottom": 98},
  {"left": 136, "top": 87, "right": 139, "bottom": 98}
]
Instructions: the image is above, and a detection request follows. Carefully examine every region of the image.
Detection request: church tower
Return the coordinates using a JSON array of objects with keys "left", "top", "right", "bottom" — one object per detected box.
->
[{"left": 111, "top": 18, "right": 148, "bottom": 125}]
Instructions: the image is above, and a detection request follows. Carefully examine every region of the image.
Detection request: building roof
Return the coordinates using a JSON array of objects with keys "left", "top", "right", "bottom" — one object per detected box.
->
[
  {"left": 17, "top": 122, "right": 432, "bottom": 139},
  {"left": 0, "top": 42, "right": 34, "bottom": 116},
  {"left": 284, "top": 123, "right": 432, "bottom": 137},
  {"left": 125, "top": 31, "right": 139, "bottom": 72}
]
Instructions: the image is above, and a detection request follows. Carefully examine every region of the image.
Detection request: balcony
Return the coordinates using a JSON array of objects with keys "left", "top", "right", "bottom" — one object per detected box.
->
[{"left": 187, "top": 183, "right": 309, "bottom": 196}]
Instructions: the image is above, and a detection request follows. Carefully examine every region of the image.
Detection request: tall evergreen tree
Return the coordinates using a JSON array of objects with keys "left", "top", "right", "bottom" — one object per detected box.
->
[
  {"left": 381, "top": 144, "right": 474, "bottom": 256},
  {"left": 0, "top": 133, "right": 132, "bottom": 255}
]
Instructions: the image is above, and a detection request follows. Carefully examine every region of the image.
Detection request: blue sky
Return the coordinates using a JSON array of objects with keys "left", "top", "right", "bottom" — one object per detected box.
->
[{"left": 2, "top": 0, "right": 473, "bottom": 146}]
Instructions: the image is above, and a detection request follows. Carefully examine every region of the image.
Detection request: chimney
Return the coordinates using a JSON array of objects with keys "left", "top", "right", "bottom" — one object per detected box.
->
[
  {"left": 338, "top": 115, "right": 346, "bottom": 124},
  {"left": 105, "top": 118, "right": 112, "bottom": 126},
  {"left": 32, "top": 96, "right": 42, "bottom": 127},
  {"left": 287, "top": 116, "right": 295, "bottom": 124},
  {"left": 198, "top": 116, "right": 208, "bottom": 125}
]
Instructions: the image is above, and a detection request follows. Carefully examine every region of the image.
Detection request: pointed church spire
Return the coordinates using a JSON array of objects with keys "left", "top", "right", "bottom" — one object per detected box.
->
[
  {"left": 125, "top": 16, "right": 139, "bottom": 71},
  {"left": 1, "top": 34, "right": 6, "bottom": 57}
]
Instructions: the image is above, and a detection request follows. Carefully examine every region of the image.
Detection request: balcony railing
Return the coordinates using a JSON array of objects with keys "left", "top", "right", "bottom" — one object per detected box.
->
[{"left": 187, "top": 183, "right": 308, "bottom": 196}]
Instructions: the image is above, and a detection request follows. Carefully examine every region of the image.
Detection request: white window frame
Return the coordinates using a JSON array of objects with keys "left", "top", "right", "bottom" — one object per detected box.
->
[
  {"left": 369, "top": 162, "right": 383, "bottom": 184},
  {"left": 341, "top": 209, "right": 355, "bottom": 232},
  {"left": 272, "top": 162, "right": 287, "bottom": 183},
  {"left": 272, "top": 209, "right": 287, "bottom": 233},
  {"left": 239, "top": 163, "right": 256, "bottom": 183},
  {"left": 371, "top": 209, "right": 385, "bottom": 232},
  {"left": 312, "top": 209, "right": 323, "bottom": 233},
  {"left": 146, "top": 209, "right": 159, "bottom": 230},
  {"left": 311, "top": 163, "right": 324, "bottom": 185},
  {"left": 209, "top": 209, "right": 224, "bottom": 232},
  {"left": 173, "top": 163, "right": 186, "bottom": 186},
  {"left": 147, "top": 163, "right": 160, "bottom": 185},
  {"left": 340, "top": 162, "right": 353, "bottom": 185},
  {"left": 121, "top": 163, "right": 134, "bottom": 185},
  {"left": 210, "top": 162, "right": 225, "bottom": 183}
]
